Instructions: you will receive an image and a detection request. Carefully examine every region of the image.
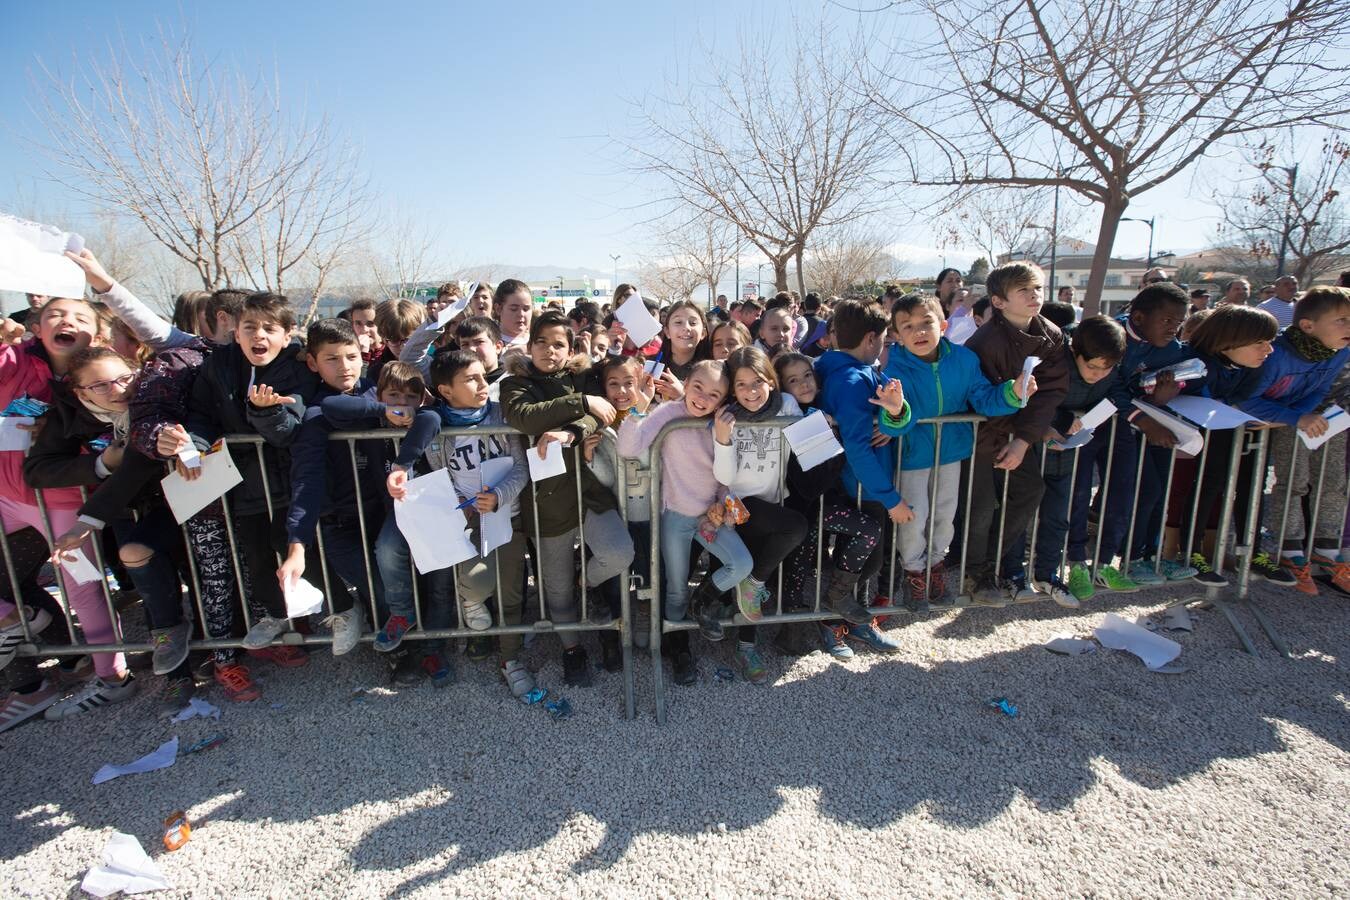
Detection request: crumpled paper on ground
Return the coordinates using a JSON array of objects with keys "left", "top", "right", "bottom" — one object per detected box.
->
[{"left": 81, "top": 832, "right": 172, "bottom": 896}]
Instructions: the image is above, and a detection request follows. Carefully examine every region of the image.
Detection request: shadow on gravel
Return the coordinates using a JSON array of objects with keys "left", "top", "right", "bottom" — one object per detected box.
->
[{"left": 2, "top": 584, "right": 1346, "bottom": 893}]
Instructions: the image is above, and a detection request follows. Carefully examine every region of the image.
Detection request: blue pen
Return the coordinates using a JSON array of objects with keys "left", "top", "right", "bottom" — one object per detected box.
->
[{"left": 456, "top": 486, "right": 496, "bottom": 510}]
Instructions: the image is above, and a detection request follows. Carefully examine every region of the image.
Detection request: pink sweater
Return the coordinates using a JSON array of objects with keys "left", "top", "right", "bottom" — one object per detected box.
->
[
  {"left": 617, "top": 401, "right": 723, "bottom": 518},
  {"left": 0, "top": 340, "right": 83, "bottom": 509}
]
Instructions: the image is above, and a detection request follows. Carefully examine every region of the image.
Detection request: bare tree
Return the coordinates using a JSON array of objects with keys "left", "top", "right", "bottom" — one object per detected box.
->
[
  {"left": 1218, "top": 133, "right": 1350, "bottom": 285},
  {"left": 633, "top": 20, "right": 896, "bottom": 297},
  {"left": 803, "top": 223, "right": 895, "bottom": 296},
  {"left": 870, "top": 0, "right": 1350, "bottom": 315},
  {"left": 657, "top": 212, "right": 739, "bottom": 305},
  {"left": 367, "top": 211, "right": 441, "bottom": 299},
  {"left": 634, "top": 258, "right": 701, "bottom": 305},
  {"left": 938, "top": 186, "right": 1087, "bottom": 265},
  {"left": 32, "top": 27, "right": 371, "bottom": 295}
]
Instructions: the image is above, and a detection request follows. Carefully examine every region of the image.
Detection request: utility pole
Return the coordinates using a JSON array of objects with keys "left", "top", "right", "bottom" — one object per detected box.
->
[
  {"left": 1276, "top": 164, "right": 1298, "bottom": 277},
  {"left": 609, "top": 254, "right": 621, "bottom": 289},
  {"left": 1121, "top": 216, "right": 1156, "bottom": 267},
  {"left": 734, "top": 240, "right": 740, "bottom": 301},
  {"left": 1049, "top": 169, "right": 1061, "bottom": 295}
]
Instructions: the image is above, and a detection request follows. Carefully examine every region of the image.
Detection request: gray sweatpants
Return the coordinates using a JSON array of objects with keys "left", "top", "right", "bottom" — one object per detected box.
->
[
  {"left": 896, "top": 463, "right": 962, "bottom": 571},
  {"left": 1264, "top": 427, "right": 1348, "bottom": 549},
  {"left": 536, "top": 509, "right": 635, "bottom": 649}
]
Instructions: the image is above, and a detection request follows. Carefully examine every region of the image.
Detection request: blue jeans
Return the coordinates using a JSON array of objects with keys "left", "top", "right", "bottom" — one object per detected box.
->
[
  {"left": 312, "top": 513, "right": 384, "bottom": 615},
  {"left": 374, "top": 516, "right": 455, "bottom": 649},
  {"left": 659, "top": 510, "right": 752, "bottom": 621}
]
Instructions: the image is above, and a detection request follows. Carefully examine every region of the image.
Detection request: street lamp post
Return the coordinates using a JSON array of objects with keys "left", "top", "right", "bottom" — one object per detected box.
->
[
  {"left": 609, "top": 254, "right": 621, "bottom": 289},
  {"left": 1120, "top": 216, "right": 1157, "bottom": 268},
  {"left": 1272, "top": 164, "right": 1298, "bottom": 277}
]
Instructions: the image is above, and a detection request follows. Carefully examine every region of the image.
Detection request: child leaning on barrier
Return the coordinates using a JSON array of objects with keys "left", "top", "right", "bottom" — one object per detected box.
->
[
  {"left": 1031, "top": 315, "right": 1125, "bottom": 604},
  {"left": 874, "top": 295, "right": 1031, "bottom": 611},
  {"left": 26, "top": 347, "right": 193, "bottom": 721},
  {"left": 1162, "top": 306, "right": 1278, "bottom": 588},
  {"left": 375, "top": 351, "right": 532, "bottom": 695},
  {"left": 174, "top": 292, "right": 319, "bottom": 666},
  {"left": 962, "top": 262, "right": 1069, "bottom": 607},
  {"left": 712, "top": 347, "right": 810, "bottom": 685},
  {"left": 279, "top": 321, "right": 436, "bottom": 658},
  {"left": 583, "top": 354, "right": 652, "bottom": 663},
  {"left": 1240, "top": 287, "right": 1350, "bottom": 596},
  {"left": 1095, "top": 283, "right": 1193, "bottom": 591},
  {"left": 617, "top": 358, "right": 746, "bottom": 687},
  {"left": 773, "top": 352, "right": 885, "bottom": 660},
  {"left": 500, "top": 311, "right": 635, "bottom": 689}
]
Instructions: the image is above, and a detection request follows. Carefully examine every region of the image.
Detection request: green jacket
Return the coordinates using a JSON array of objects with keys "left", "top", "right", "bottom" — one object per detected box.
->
[{"left": 499, "top": 358, "right": 616, "bottom": 537}]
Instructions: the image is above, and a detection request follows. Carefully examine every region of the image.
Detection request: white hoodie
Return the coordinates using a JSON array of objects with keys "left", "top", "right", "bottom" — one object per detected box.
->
[{"left": 712, "top": 394, "right": 802, "bottom": 504}]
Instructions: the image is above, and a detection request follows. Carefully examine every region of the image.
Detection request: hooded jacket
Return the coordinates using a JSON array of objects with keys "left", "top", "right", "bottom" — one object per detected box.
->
[
  {"left": 1239, "top": 331, "right": 1349, "bottom": 427},
  {"left": 963, "top": 311, "right": 1071, "bottom": 454},
  {"left": 499, "top": 355, "right": 615, "bottom": 536},
  {"left": 814, "top": 349, "right": 902, "bottom": 508},
  {"left": 879, "top": 338, "right": 1020, "bottom": 470}
]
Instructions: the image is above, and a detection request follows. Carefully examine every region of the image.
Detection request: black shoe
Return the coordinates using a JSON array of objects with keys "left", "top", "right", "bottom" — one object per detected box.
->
[
  {"left": 672, "top": 649, "right": 697, "bottom": 685},
  {"left": 562, "top": 647, "right": 592, "bottom": 687},
  {"left": 390, "top": 651, "right": 423, "bottom": 686},
  {"left": 465, "top": 635, "right": 496, "bottom": 661},
  {"left": 598, "top": 631, "right": 623, "bottom": 673},
  {"left": 771, "top": 612, "right": 814, "bottom": 657}
]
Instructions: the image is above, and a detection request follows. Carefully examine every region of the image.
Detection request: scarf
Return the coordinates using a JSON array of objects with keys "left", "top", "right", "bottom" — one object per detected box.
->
[
  {"left": 1285, "top": 325, "right": 1336, "bottom": 362},
  {"left": 79, "top": 398, "right": 130, "bottom": 445},
  {"left": 437, "top": 403, "right": 492, "bottom": 428},
  {"left": 728, "top": 389, "right": 784, "bottom": 422}
]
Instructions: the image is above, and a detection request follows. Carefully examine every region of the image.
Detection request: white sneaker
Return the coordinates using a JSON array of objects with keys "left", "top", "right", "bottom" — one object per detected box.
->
[
  {"left": 324, "top": 607, "right": 364, "bottom": 656},
  {"left": 501, "top": 659, "right": 536, "bottom": 698},
  {"left": 0, "top": 681, "right": 60, "bottom": 731},
  {"left": 44, "top": 674, "right": 138, "bottom": 720},
  {"left": 0, "top": 606, "right": 53, "bottom": 673},
  {"left": 1035, "top": 579, "right": 1081, "bottom": 609},
  {"left": 241, "top": 616, "right": 289, "bottom": 650},
  {"left": 461, "top": 600, "right": 492, "bottom": 632}
]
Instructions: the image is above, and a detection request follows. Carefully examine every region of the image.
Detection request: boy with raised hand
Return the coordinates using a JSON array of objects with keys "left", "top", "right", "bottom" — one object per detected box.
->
[
  {"left": 377, "top": 350, "right": 534, "bottom": 697},
  {"left": 178, "top": 291, "right": 320, "bottom": 660},
  {"left": 813, "top": 299, "right": 908, "bottom": 649},
  {"left": 277, "top": 319, "right": 438, "bottom": 655},
  {"left": 873, "top": 295, "right": 1032, "bottom": 612},
  {"left": 1240, "top": 286, "right": 1350, "bottom": 594},
  {"left": 962, "top": 262, "right": 1070, "bottom": 606},
  {"left": 1095, "top": 283, "right": 1193, "bottom": 589}
]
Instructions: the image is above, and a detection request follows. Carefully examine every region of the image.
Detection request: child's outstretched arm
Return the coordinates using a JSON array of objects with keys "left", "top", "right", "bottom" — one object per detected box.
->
[
  {"left": 871, "top": 378, "right": 914, "bottom": 437},
  {"left": 399, "top": 319, "right": 441, "bottom": 379},
  {"left": 836, "top": 378, "right": 903, "bottom": 510},
  {"left": 499, "top": 378, "right": 604, "bottom": 437},
  {"left": 65, "top": 250, "right": 196, "bottom": 351},
  {"left": 393, "top": 410, "right": 443, "bottom": 468}
]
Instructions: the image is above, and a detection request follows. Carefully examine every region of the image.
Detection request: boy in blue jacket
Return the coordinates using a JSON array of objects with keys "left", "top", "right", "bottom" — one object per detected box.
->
[
  {"left": 1241, "top": 287, "right": 1350, "bottom": 594},
  {"left": 873, "top": 296, "right": 1028, "bottom": 610},
  {"left": 814, "top": 299, "right": 913, "bottom": 623},
  {"left": 278, "top": 319, "right": 438, "bottom": 656}
]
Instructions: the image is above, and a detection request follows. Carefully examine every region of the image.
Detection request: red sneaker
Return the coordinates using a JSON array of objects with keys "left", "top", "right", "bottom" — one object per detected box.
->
[
  {"left": 1281, "top": 557, "right": 1319, "bottom": 596},
  {"left": 928, "top": 562, "right": 947, "bottom": 602},
  {"left": 214, "top": 663, "right": 261, "bottom": 702},
  {"left": 247, "top": 645, "right": 310, "bottom": 668}
]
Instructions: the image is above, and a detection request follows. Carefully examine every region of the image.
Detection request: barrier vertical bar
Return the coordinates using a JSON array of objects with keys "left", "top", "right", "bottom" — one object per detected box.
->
[
  {"left": 1208, "top": 425, "right": 1259, "bottom": 655},
  {"left": 1090, "top": 417, "right": 1119, "bottom": 582},
  {"left": 0, "top": 521, "right": 41, "bottom": 643},
  {"left": 347, "top": 438, "right": 379, "bottom": 620},
  {"left": 1236, "top": 429, "right": 1290, "bottom": 656},
  {"left": 34, "top": 489, "right": 89, "bottom": 646},
  {"left": 923, "top": 422, "right": 942, "bottom": 606},
  {"left": 957, "top": 421, "right": 980, "bottom": 599},
  {"left": 1304, "top": 446, "right": 1331, "bottom": 563},
  {"left": 1182, "top": 438, "right": 1211, "bottom": 568}
]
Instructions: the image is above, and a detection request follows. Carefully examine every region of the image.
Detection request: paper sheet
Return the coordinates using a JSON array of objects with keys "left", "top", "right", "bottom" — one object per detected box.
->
[
  {"left": 1131, "top": 400, "right": 1204, "bottom": 455},
  {"left": 283, "top": 576, "right": 325, "bottom": 618},
  {"left": 1300, "top": 404, "right": 1350, "bottom": 450},
  {"left": 57, "top": 547, "right": 103, "bottom": 585},
  {"left": 1051, "top": 429, "right": 1094, "bottom": 451},
  {"left": 1093, "top": 612, "right": 1182, "bottom": 670},
  {"left": 0, "top": 211, "right": 86, "bottom": 298},
  {"left": 81, "top": 832, "right": 173, "bottom": 897},
  {"left": 478, "top": 456, "right": 514, "bottom": 557},
  {"left": 616, "top": 292, "right": 662, "bottom": 347},
  {"left": 393, "top": 469, "right": 477, "bottom": 574},
  {"left": 436, "top": 294, "right": 470, "bottom": 327},
  {"left": 161, "top": 444, "right": 244, "bottom": 524},
  {"left": 783, "top": 410, "right": 844, "bottom": 470},
  {"left": 1165, "top": 395, "right": 1263, "bottom": 430},
  {"left": 1079, "top": 398, "right": 1117, "bottom": 432},
  {"left": 1044, "top": 634, "right": 1097, "bottom": 656},
  {"left": 0, "top": 416, "right": 34, "bottom": 451},
  {"left": 92, "top": 736, "right": 179, "bottom": 785},
  {"left": 945, "top": 315, "right": 978, "bottom": 345},
  {"left": 1017, "top": 356, "right": 1041, "bottom": 407},
  {"left": 643, "top": 360, "right": 665, "bottom": 380},
  {"left": 177, "top": 445, "right": 200, "bottom": 470},
  {"left": 527, "top": 439, "right": 568, "bottom": 482},
  {"left": 170, "top": 695, "right": 221, "bottom": 723}
]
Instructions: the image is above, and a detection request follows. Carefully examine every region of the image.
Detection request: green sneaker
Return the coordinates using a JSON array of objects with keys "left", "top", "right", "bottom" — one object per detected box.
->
[
  {"left": 734, "top": 642, "right": 769, "bottom": 685},
  {"left": 1094, "top": 565, "right": 1141, "bottom": 593},
  {"left": 1067, "top": 563, "right": 1096, "bottom": 601},
  {"left": 1126, "top": 560, "right": 1167, "bottom": 586},
  {"left": 735, "top": 578, "right": 768, "bottom": 623},
  {"left": 1157, "top": 557, "right": 1199, "bottom": 581}
]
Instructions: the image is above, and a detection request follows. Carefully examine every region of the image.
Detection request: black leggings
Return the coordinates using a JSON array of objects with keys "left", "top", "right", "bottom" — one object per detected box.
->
[
  {"left": 782, "top": 499, "right": 883, "bottom": 606},
  {"left": 734, "top": 496, "right": 808, "bottom": 641}
]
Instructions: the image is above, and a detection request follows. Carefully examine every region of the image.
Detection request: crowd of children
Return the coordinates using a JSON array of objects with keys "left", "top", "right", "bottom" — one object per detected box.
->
[{"left": 2, "top": 252, "right": 1348, "bottom": 732}]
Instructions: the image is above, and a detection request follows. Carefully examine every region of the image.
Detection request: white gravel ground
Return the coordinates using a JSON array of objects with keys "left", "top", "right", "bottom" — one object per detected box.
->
[{"left": 2, "top": 583, "right": 1347, "bottom": 899}]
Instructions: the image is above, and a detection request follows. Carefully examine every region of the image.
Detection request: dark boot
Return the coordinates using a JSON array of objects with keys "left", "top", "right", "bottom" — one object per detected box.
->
[
  {"left": 668, "top": 630, "right": 696, "bottom": 685},
  {"left": 597, "top": 630, "right": 623, "bottom": 673},
  {"left": 687, "top": 576, "right": 726, "bottom": 642},
  {"left": 771, "top": 607, "right": 815, "bottom": 657},
  {"left": 825, "top": 569, "right": 871, "bottom": 625}
]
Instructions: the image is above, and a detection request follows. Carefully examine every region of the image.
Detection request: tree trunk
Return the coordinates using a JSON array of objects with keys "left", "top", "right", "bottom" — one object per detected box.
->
[
  {"left": 771, "top": 255, "right": 790, "bottom": 293},
  {"left": 794, "top": 244, "right": 807, "bottom": 299},
  {"left": 1082, "top": 197, "right": 1128, "bottom": 318}
]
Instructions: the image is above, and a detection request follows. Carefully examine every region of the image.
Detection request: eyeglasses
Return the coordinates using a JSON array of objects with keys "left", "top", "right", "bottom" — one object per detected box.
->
[{"left": 76, "top": 372, "right": 136, "bottom": 395}]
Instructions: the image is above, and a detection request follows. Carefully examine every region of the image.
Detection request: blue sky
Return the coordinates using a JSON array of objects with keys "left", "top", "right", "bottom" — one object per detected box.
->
[{"left": 0, "top": 1, "right": 1239, "bottom": 282}]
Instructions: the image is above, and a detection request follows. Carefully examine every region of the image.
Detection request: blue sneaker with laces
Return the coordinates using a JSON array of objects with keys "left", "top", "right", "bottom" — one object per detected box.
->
[
  {"left": 373, "top": 615, "right": 414, "bottom": 653},
  {"left": 817, "top": 622, "right": 855, "bottom": 660},
  {"left": 844, "top": 618, "right": 901, "bottom": 653}
]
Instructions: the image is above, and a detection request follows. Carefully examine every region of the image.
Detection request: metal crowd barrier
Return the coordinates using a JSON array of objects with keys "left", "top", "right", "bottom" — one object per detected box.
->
[
  {"left": 3, "top": 426, "right": 636, "bottom": 720},
  {"left": 4, "top": 410, "right": 1345, "bottom": 724}
]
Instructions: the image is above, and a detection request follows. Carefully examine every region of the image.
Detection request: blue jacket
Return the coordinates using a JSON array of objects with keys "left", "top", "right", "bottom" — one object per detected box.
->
[
  {"left": 814, "top": 349, "right": 901, "bottom": 507},
  {"left": 879, "top": 339, "right": 1020, "bottom": 470},
  {"left": 1239, "top": 333, "right": 1349, "bottom": 427},
  {"left": 1110, "top": 315, "right": 1191, "bottom": 413}
]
